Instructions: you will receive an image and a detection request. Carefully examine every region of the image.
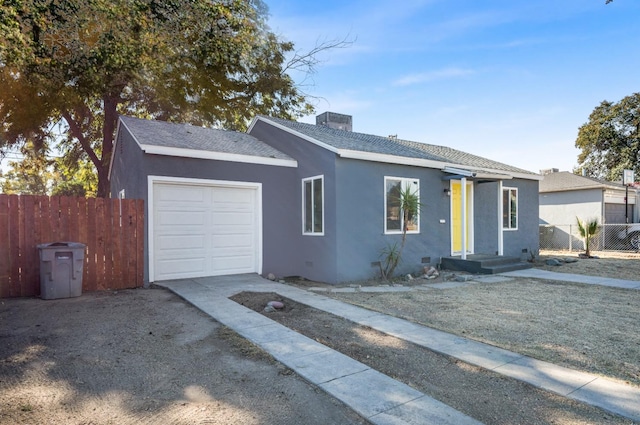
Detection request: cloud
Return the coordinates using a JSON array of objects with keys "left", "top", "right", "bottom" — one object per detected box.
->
[{"left": 392, "top": 67, "right": 475, "bottom": 86}]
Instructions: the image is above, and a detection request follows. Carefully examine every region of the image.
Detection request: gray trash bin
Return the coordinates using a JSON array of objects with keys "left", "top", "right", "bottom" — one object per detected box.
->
[{"left": 37, "top": 242, "right": 86, "bottom": 300}]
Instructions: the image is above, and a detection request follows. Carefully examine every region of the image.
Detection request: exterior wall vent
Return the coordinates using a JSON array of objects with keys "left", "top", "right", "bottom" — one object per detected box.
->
[{"left": 316, "top": 112, "right": 353, "bottom": 132}]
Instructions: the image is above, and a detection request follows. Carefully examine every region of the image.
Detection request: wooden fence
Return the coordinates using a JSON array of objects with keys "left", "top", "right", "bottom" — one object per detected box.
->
[{"left": 0, "top": 194, "right": 144, "bottom": 298}]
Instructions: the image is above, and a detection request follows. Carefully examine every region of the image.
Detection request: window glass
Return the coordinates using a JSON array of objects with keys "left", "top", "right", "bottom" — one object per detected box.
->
[
  {"left": 313, "top": 178, "right": 323, "bottom": 232},
  {"left": 502, "top": 187, "right": 518, "bottom": 230},
  {"left": 386, "top": 179, "right": 402, "bottom": 231},
  {"left": 304, "top": 180, "right": 313, "bottom": 233},
  {"left": 303, "top": 176, "right": 323, "bottom": 235}
]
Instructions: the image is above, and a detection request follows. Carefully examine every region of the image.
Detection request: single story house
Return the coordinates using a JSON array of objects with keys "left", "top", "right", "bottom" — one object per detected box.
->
[
  {"left": 539, "top": 170, "right": 639, "bottom": 225},
  {"left": 539, "top": 169, "right": 640, "bottom": 251},
  {"left": 109, "top": 113, "right": 541, "bottom": 285}
]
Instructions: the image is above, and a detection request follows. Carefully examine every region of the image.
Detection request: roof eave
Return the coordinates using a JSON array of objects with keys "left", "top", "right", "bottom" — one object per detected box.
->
[
  {"left": 107, "top": 118, "right": 123, "bottom": 182},
  {"left": 338, "top": 150, "right": 541, "bottom": 180},
  {"left": 541, "top": 184, "right": 636, "bottom": 194}
]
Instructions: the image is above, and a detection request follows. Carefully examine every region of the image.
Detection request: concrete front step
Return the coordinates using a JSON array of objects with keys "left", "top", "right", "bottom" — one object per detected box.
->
[
  {"left": 480, "top": 262, "right": 533, "bottom": 274},
  {"left": 442, "top": 255, "right": 533, "bottom": 275}
]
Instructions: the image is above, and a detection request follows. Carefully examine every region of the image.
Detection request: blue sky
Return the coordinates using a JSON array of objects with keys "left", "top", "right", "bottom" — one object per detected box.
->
[{"left": 265, "top": 0, "right": 640, "bottom": 174}]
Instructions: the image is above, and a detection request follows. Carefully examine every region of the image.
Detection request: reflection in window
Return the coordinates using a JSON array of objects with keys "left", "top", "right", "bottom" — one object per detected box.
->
[
  {"left": 385, "top": 177, "right": 419, "bottom": 234},
  {"left": 502, "top": 187, "right": 518, "bottom": 230}
]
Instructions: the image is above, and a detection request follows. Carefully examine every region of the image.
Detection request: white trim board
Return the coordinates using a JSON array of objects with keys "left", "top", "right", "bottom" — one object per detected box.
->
[{"left": 141, "top": 144, "right": 297, "bottom": 168}]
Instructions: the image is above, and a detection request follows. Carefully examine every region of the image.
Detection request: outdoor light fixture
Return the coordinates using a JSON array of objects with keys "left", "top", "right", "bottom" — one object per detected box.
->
[{"left": 443, "top": 188, "right": 451, "bottom": 196}]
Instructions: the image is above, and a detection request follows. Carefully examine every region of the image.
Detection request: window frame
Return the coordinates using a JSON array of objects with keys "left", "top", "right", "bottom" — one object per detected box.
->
[
  {"left": 384, "top": 176, "right": 420, "bottom": 235},
  {"left": 502, "top": 186, "right": 518, "bottom": 231},
  {"left": 302, "top": 175, "right": 324, "bottom": 236}
]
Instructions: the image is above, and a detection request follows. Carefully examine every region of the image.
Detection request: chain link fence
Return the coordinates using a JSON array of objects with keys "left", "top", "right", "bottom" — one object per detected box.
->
[{"left": 539, "top": 223, "right": 640, "bottom": 252}]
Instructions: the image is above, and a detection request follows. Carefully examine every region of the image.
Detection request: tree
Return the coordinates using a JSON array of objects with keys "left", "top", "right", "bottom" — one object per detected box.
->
[
  {"left": 575, "top": 93, "right": 640, "bottom": 182},
  {"left": 50, "top": 157, "right": 98, "bottom": 196},
  {"left": 0, "top": 141, "right": 52, "bottom": 194},
  {"left": 0, "top": 0, "right": 332, "bottom": 197},
  {"left": 576, "top": 217, "right": 599, "bottom": 258},
  {"left": 379, "top": 185, "right": 421, "bottom": 280}
]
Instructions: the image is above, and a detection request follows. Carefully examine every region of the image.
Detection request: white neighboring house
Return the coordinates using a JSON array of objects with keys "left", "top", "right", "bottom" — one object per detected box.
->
[{"left": 539, "top": 169, "right": 640, "bottom": 249}]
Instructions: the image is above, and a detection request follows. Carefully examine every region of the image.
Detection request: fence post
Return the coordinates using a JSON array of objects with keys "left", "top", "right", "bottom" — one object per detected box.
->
[{"left": 569, "top": 224, "right": 572, "bottom": 252}]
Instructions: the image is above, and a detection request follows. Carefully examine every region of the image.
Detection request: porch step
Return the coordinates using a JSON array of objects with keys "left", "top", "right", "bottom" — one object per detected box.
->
[{"left": 441, "top": 254, "right": 533, "bottom": 275}]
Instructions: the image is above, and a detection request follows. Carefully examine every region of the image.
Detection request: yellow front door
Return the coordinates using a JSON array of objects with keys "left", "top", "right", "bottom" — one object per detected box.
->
[{"left": 451, "top": 181, "right": 473, "bottom": 254}]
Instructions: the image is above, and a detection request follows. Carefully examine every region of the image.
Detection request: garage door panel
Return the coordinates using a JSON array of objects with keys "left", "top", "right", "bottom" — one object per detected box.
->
[
  {"left": 157, "top": 210, "right": 207, "bottom": 226},
  {"left": 211, "top": 256, "right": 255, "bottom": 274},
  {"left": 158, "top": 185, "right": 208, "bottom": 203},
  {"left": 157, "top": 234, "right": 205, "bottom": 250},
  {"left": 158, "top": 224, "right": 208, "bottom": 235},
  {"left": 212, "top": 212, "right": 253, "bottom": 225},
  {"left": 213, "top": 202, "right": 253, "bottom": 211},
  {"left": 153, "top": 181, "right": 259, "bottom": 281},
  {"left": 156, "top": 258, "right": 207, "bottom": 278},
  {"left": 211, "top": 234, "right": 252, "bottom": 248},
  {"left": 211, "top": 225, "right": 253, "bottom": 236},
  {"left": 213, "top": 186, "right": 252, "bottom": 200}
]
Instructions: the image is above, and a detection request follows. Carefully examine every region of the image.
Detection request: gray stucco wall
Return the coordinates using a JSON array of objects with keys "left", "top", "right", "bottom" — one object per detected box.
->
[
  {"left": 474, "top": 181, "right": 501, "bottom": 255},
  {"left": 502, "top": 179, "right": 540, "bottom": 258},
  {"left": 539, "top": 189, "right": 603, "bottom": 225},
  {"left": 334, "top": 159, "right": 452, "bottom": 282},
  {"left": 109, "top": 128, "right": 147, "bottom": 200},
  {"left": 110, "top": 125, "right": 299, "bottom": 284},
  {"left": 248, "top": 120, "right": 339, "bottom": 283}
]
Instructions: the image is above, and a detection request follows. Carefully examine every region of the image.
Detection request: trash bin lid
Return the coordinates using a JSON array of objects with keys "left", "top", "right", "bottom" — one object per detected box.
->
[{"left": 37, "top": 242, "right": 86, "bottom": 249}]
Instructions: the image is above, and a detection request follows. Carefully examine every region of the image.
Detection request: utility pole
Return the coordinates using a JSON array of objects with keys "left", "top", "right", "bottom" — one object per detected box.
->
[{"left": 623, "top": 169, "right": 634, "bottom": 224}]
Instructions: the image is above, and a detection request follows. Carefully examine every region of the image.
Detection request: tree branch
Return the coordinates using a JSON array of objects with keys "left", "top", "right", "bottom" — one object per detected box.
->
[
  {"left": 61, "top": 110, "right": 101, "bottom": 169},
  {"left": 283, "top": 36, "right": 355, "bottom": 87}
]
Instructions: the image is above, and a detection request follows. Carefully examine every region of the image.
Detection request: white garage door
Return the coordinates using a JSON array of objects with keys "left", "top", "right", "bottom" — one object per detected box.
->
[{"left": 151, "top": 180, "right": 261, "bottom": 281}]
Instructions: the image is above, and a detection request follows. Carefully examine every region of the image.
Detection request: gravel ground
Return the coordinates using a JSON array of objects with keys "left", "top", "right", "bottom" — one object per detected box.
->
[{"left": 0, "top": 289, "right": 367, "bottom": 425}]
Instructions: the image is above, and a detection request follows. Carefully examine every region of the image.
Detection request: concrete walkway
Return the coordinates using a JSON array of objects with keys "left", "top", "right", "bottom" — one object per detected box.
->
[
  {"left": 502, "top": 268, "right": 640, "bottom": 289},
  {"left": 156, "top": 272, "right": 640, "bottom": 425}
]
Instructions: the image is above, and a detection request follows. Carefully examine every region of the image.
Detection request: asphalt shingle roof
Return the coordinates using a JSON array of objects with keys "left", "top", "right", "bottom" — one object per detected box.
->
[
  {"left": 119, "top": 116, "right": 294, "bottom": 161},
  {"left": 539, "top": 171, "right": 627, "bottom": 193},
  {"left": 260, "top": 116, "right": 537, "bottom": 175}
]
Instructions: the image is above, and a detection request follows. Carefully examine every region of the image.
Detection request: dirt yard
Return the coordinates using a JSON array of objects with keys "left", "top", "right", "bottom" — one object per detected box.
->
[
  {"left": 2, "top": 251, "right": 639, "bottom": 424},
  {"left": 232, "top": 291, "right": 635, "bottom": 425},
  {"left": 314, "top": 251, "right": 640, "bottom": 389},
  {"left": 0, "top": 289, "right": 367, "bottom": 425},
  {"left": 537, "top": 250, "right": 640, "bottom": 280}
]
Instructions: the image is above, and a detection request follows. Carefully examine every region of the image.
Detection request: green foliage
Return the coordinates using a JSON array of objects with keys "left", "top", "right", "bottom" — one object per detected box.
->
[
  {"left": 0, "top": 141, "right": 51, "bottom": 194},
  {"left": 50, "top": 157, "right": 98, "bottom": 196},
  {"left": 0, "top": 0, "right": 328, "bottom": 197},
  {"left": 379, "top": 185, "right": 422, "bottom": 279},
  {"left": 379, "top": 242, "right": 400, "bottom": 281},
  {"left": 576, "top": 217, "right": 599, "bottom": 257},
  {"left": 575, "top": 93, "right": 640, "bottom": 182}
]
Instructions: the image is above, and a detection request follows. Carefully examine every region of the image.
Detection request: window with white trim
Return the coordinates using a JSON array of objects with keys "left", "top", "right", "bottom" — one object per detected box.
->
[
  {"left": 502, "top": 187, "right": 518, "bottom": 230},
  {"left": 384, "top": 177, "right": 419, "bottom": 234},
  {"left": 303, "top": 175, "right": 324, "bottom": 235}
]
